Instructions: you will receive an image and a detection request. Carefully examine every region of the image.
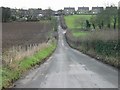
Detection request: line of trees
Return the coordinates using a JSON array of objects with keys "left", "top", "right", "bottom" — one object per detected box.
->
[
  {"left": 77, "top": 6, "right": 118, "bottom": 30},
  {"left": 1, "top": 7, "right": 54, "bottom": 22},
  {"left": 1, "top": 7, "right": 11, "bottom": 22},
  {"left": 90, "top": 6, "right": 118, "bottom": 30}
]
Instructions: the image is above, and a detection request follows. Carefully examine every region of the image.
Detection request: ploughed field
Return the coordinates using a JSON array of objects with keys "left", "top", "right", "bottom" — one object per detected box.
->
[
  {"left": 1, "top": 21, "right": 57, "bottom": 89},
  {"left": 2, "top": 21, "right": 52, "bottom": 50}
]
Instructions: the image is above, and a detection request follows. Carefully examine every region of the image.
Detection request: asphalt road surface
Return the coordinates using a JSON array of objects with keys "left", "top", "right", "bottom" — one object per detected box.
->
[{"left": 14, "top": 25, "right": 118, "bottom": 88}]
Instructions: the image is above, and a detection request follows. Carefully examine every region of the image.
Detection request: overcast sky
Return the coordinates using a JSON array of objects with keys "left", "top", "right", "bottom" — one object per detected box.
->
[{"left": 1, "top": 0, "right": 119, "bottom": 10}]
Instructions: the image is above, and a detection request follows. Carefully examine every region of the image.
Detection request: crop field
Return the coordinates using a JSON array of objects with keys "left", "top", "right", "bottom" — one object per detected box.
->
[
  {"left": 2, "top": 21, "right": 55, "bottom": 65},
  {"left": 2, "top": 21, "right": 57, "bottom": 89},
  {"left": 64, "top": 15, "right": 94, "bottom": 30},
  {"left": 2, "top": 21, "right": 52, "bottom": 50}
]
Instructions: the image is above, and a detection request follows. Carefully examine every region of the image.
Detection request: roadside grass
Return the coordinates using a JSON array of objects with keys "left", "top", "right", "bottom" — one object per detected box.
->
[
  {"left": 66, "top": 30, "right": 119, "bottom": 67},
  {"left": 64, "top": 15, "right": 94, "bottom": 29},
  {"left": 64, "top": 15, "right": 119, "bottom": 67},
  {"left": 2, "top": 42, "right": 56, "bottom": 89},
  {"left": 72, "top": 31, "right": 88, "bottom": 37}
]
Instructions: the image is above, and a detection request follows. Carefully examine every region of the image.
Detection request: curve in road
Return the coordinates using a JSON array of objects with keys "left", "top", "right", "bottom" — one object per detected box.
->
[{"left": 13, "top": 24, "right": 118, "bottom": 88}]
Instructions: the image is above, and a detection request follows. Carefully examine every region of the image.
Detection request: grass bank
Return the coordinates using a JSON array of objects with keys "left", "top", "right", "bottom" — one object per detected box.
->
[
  {"left": 66, "top": 30, "right": 119, "bottom": 68},
  {"left": 1, "top": 41, "right": 56, "bottom": 89},
  {"left": 63, "top": 15, "right": 119, "bottom": 68}
]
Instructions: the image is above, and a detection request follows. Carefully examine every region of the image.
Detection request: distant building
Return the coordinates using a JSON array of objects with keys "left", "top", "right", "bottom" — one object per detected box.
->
[
  {"left": 11, "top": 9, "right": 17, "bottom": 17},
  {"left": 11, "top": 9, "right": 28, "bottom": 21},
  {"left": 53, "top": 11, "right": 59, "bottom": 16},
  {"left": 28, "top": 8, "right": 42, "bottom": 17},
  {"left": 64, "top": 7, "right": 75, "bottom": 15},
  {"left": 57, "top": 9, "right": 64, "bottom": 15},
  {"left": 106, "top": 6, "right": 117, "bottom": 11},
  {"left": 77, "top": 7, "right": 89, "bottom": 14},
  {"left": 92, "top": 7, "right": 103, "bottom": 14}
]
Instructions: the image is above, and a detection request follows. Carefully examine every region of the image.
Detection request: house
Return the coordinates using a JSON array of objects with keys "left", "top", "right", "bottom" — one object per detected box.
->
[
  {"left": 77, "top": 7, "right": 89, "bottom": 14},
  {"left": 64, "top": 7, "right": 75, "bottom": 15},
  {"left": 52, "top": 10, "right": 64, "bottom": 16},
  {"left": 106, "top": 6, "right": 117, "bottom": 11},
  {"left": 53, "top": 11, "right": 59, "bottom": 16},
  {"left": 92, "top": 7, "right": 103, "bottom": 14},
  {"left": 57, "top": 9, "right": 64, "bottom": 15},
  {"left": 28, "top": 8, "right": 42, "bottom": 17},
  {"left": 10, "top": 9, "right": 28, "bottom": 21}
]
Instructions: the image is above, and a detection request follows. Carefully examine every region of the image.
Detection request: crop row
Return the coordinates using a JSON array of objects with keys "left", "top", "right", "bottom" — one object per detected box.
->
[{"left": 2, "top": 22, "right": 53, "bottom": 50}]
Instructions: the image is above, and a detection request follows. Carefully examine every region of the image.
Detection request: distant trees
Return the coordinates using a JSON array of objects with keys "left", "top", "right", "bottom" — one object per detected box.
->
[
  {"left": 1, "top": 7, "right": 55, "bottom": 22},
  {"left": 86, "top": 20, "right": 91, "bottom": 30},
  {"left": 44, "top": 8, "right": 53, "bottom": 20},
  {"left": 118, "top": 8, "right": 120, "bottom": 30},
  {"left": 90, "top": 16, "right": 96, "bottom": 29},
  {"left": 60, "top": 15, "right": 67, "bottom": 29},
  {"left": 51, "top": 17, "right": 58, "bottom": 31},
  {"left": 2, "top": 7, "right": 11, "bottom": 22},
  {"left": 90, "top": 6, "right": 118, "bottom": 30},
  {"left": 0, "top": 7, "right": 2, "bottom": 22}
]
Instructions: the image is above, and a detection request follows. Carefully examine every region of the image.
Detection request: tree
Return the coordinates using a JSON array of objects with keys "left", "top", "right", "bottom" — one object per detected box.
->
[
  {"left": 86, "top": 20, "right": 91, "bottom": 30},
  {"left": 118, "top": 8, "right": 120, "bottom": 30},
  {"left": 44, "top": 7, "right": 52, "bottom": 20},
  {"left": 74, "top": 17, "right": 86, "bottom": 29},
  {"left": 90, "top": 16, "right": 96, "bottom": 29},
  {"left": 10, "top": 16, "right": 16, "bottom": 21},
  {"left": 91, "top": 5, "right": 118, "bottom": 30},
  {"left": 2, "top": 7, "right": 11, "bottom": 22}
]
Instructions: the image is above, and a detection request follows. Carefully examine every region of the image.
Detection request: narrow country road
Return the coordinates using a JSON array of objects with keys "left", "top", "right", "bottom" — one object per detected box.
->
[{"left": 14, "top": 23, "right": 118, "bottom": 88}]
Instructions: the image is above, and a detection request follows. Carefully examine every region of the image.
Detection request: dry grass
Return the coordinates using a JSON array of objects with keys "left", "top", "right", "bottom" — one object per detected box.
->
[
  {"left": 2, "top": 40, "right": 57, "bottom": 89},
  {"left": 81, "top": 30, "right": 118, "bottom": 41},
  {"left": 66, "top": 30, "right": 119, "bottom": 67},
  {"left": 3, "top": 43, "right": 48, "bottom": 67}
]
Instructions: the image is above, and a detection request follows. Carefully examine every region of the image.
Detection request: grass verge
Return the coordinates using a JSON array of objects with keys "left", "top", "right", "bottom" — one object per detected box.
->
[
  {"left": 65, "top": 30, "right": 119, "bottom": 68},
  {"left": 1, "top": 42, "right": 56, "bottom": 89}
]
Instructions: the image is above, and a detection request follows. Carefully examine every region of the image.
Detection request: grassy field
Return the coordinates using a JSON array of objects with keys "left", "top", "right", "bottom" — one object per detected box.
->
[
  {"left": 72, "top": 31, "right": 88, "bottom": 37},
  {"left": 64, "top": 15, "right": 94, "bottom": 30},
  {"left": 64, "top": 15, "right": 94, "bottom": 37}
]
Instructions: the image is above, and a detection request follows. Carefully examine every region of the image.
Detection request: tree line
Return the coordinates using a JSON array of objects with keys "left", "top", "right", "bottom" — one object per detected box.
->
[
  {"left": 1, "top": 7, "right": 11, "bottom": 22},
  {"left": 86, "top": 6, "right": 118, "bottom": 30},
  {"left": 1, "top": 7, "right": 53, "bottom": 22}
]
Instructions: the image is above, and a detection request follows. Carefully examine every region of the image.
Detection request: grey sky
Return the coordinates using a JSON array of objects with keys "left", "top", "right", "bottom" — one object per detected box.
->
[{"left": 1, "top": 0, "right": 119, "bottom": 10}]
